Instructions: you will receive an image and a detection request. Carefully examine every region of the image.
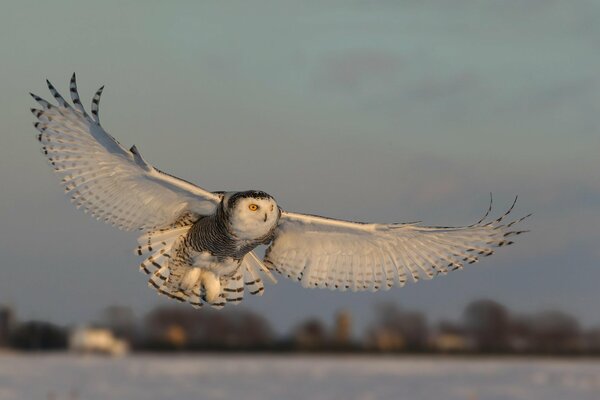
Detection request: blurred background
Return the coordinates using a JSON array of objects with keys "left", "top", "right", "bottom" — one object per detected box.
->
[{"left": 0, "top": 1, "right": 599, "bottom": 399}]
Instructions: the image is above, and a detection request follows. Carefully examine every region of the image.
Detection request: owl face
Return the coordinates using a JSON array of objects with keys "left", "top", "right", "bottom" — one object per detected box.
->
[{"left": 225, "top": 191, "right": 279, "bottom": 240}]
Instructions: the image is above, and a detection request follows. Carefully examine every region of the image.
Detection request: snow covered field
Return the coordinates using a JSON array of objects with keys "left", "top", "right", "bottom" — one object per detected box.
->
[{"left": 0, "top": 354, "right": 599, "bottom": 400}]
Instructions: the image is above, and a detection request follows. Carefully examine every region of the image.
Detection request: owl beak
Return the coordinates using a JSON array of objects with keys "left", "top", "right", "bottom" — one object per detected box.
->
[{"left": 264, "top": 213, "right": 268, "bottom": 222}]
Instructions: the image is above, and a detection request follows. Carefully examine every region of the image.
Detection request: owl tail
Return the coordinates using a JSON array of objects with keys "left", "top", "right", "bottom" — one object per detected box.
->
[
  {"left": 136, "top": 224, "right": 203, "bottom": 306},
  {"left": 136, "top": 225, "right": 277, "bottom": 310},
  {"left": 218, "top": 252, "right": 278, "bottom": 307}
]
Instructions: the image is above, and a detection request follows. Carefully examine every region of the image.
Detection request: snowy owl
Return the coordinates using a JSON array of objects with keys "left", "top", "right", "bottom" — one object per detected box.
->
[{"left": 31, "top": 75, "right": 530, "bottom": 309}]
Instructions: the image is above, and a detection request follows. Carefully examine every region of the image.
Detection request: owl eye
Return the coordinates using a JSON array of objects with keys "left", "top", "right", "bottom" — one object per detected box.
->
[{"left": 248, "top": 204, "right": 259, "bottom": 211}]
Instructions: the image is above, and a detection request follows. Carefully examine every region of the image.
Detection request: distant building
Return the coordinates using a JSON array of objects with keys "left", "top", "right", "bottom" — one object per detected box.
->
[
  {"left": 69, "top": 326, "right": 129, "bottom": 356},
  {"left": 430, "top": 332, "right": 470, "bottom": 352},
  {"left": 430, "top": 322, "right": 471, "bottom": 352},
  {"left": 366, "top": 328, "right": 405, "bottom": 352},
  {"left": 163, "top": 324, "right": 187, "bottom": 349},
  {"left": 333, "top": 310, "right": 352, "bottom": 346}
]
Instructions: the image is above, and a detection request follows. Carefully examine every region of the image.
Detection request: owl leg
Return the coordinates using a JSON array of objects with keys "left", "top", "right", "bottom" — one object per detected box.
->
[
  {"left": 180, "top": 267, "right": 202, "bottom": 292},
  {"left": 199, "top": 270, "right": 221, "bottom": 304}
]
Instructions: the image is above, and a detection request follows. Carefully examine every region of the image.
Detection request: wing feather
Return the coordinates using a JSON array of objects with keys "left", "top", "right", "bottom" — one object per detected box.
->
[
  {"left": 264, "top": 200, "right": 529, "bottom": 291},
  {"left": 31, "top": 75, "right": 222, "bottom": 231}
]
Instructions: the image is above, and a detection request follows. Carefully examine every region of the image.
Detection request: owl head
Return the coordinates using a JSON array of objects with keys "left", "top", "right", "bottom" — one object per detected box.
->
[{"left": 223, "top": 191, "right": 280, "bottom": 240}]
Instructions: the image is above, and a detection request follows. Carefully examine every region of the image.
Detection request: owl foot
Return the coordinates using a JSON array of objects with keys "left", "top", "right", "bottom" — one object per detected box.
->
[
  {"left": 179, "top": 268, "right": 221, "bottom": 304},
  {"left": 200, "top": 270, "right": 221, "bottom": 303}
]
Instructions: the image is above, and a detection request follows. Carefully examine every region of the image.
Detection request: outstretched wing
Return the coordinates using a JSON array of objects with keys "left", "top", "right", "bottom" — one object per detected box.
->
[
  {"left": 31, "top": 74, "right": 222, "bottom": 231},
  {"left": 264, "top": 198, "right": 529, "bottom": 291}
]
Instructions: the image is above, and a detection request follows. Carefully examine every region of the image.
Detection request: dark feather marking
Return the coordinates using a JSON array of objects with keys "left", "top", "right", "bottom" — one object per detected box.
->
[
  {"left": 223, "top": 287, "right": 244, "bottom": 293},
  {"left": 226, "top": 297, "right": 243, "bottom": 303}
]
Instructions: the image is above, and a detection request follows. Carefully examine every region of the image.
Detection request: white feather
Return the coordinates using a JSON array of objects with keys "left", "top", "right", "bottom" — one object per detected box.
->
[
  {"left": 265, "top": 204, "right": 529, "bottom": 292},
  {"left": 32, "top": 76, "right": 221, "bottom": 231}
]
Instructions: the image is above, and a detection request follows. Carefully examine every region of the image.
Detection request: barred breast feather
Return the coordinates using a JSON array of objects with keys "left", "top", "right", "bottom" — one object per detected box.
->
[{"left": 136, "top": 217, "right": 276, "bottom": 309}]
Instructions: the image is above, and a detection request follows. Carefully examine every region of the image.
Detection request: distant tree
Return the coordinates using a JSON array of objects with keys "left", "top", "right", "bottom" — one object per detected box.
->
[
  {"left": 0, "top": 306, "right": 15, "bottom": 347},
  {"left": 463, "top": 299, "right": 510, "bottom": 352},
  {"left": 528, "top": 310, "right": 581, "bottom": 353},
  {"left": 507, "top": 314, "right": 536, "bottom": 352},
  {"left": 100, "top": 306, "right": 136, "bottom": 342},
  {"left": 10, "top": 321, "right": 67, "bottom": 350},
  {"left": 583, "top": 327, "right": 600, "bottom": 353},
  {"left": 292, "top": 318, "right": 327, "bottom": 351},
  {"left": 437, "top": 320, "right": 465, "bottom": 336},
  {"left": 143, "top": 306, "right": 273, "bottom": 350},
  {"left": 368, "top": 303, "right": 428, "bottom": 351}
]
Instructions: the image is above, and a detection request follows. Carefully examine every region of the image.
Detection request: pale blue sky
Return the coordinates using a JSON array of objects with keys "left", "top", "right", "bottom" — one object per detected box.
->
[{"left": 1, "top": 1, "right": 599, "bottom": 334}]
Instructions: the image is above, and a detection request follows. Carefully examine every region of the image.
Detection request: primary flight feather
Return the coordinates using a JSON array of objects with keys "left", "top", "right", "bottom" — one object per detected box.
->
[{"left": 31, "top": 74, "right": 530, "bottom": 309}]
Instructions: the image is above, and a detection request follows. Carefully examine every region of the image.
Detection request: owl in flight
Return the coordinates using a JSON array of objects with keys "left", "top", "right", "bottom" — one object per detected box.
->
[{"left": 31, "top": 75, "right": 529, "bottom": 309}]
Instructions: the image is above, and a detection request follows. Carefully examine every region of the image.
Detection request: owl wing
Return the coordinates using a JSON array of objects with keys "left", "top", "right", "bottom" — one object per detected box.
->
[
  {"left": 264, "top": 198, "right": 529, "bottom": 291},
  {"left": 31, "top": 74, "right": 222, "bottom": 231}
]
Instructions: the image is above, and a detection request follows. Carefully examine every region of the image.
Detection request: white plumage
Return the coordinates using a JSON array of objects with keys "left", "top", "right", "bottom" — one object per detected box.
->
[
  {"left": 31, "top": 75, "right": 530, "bottom": 309},
  {"left": 34, "top": 77, "right": 220, "bottom": 231},
  {"left": 265, "top": 204, "right": 528, "bottom": 291}
]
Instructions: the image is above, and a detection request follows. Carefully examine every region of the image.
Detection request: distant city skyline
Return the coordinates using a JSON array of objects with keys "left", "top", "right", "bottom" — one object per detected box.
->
[{"left": 1, "top": 1, "right": 599, "bottom": 334}]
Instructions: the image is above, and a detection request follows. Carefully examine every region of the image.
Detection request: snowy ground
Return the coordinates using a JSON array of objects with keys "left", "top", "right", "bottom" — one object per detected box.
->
[{"left": 0, "top": 354, "right": 599, "bottom": 400}]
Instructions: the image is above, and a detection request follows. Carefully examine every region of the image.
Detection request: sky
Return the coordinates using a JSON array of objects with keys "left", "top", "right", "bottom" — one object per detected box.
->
[{"left": 0, "top": 0, "right": 599, "bottom": 335}]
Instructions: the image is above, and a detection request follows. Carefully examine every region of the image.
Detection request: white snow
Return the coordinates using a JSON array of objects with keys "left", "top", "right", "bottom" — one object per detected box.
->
[{"left": 0, "top": 354, "right": 598, "bottom": 400}]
